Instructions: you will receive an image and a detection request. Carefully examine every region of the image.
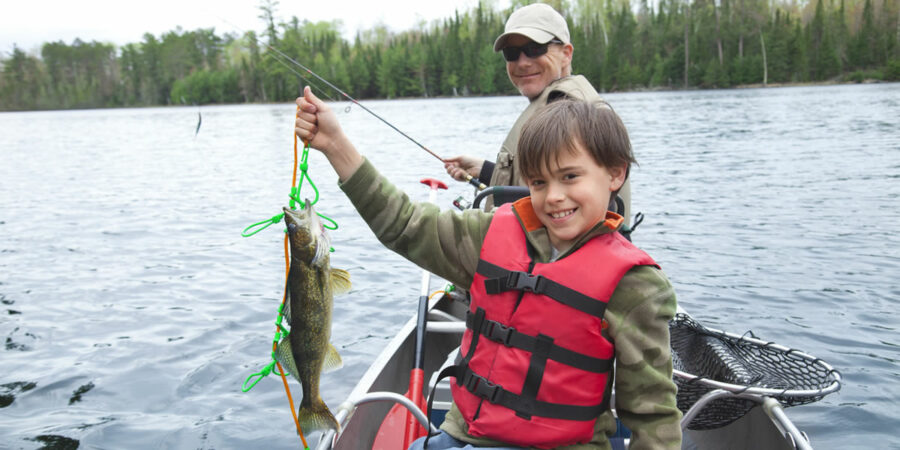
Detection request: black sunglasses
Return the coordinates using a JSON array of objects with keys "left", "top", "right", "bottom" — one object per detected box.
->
[{"left": 502, "top": 39, "right": 564, "bottom": 62}]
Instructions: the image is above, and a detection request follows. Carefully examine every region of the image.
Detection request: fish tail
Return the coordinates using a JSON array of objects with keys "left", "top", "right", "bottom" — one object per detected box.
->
[{"left": 297, "top": 398, "right": 340, "bottom": 434}]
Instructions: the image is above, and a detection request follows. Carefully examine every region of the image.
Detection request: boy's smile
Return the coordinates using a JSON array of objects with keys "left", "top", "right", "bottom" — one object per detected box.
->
[{"left": 527, "top": 142, "right": 626, "bottom": 253}]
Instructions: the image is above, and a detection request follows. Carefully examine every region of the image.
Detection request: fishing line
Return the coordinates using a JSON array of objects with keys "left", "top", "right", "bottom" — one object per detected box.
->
[
  {"left": 217, "top": 17, "right": 449, "bottom": 164},
  {"left": 213, "top": 18, "right": 342, "bottom": 105},
  {"left": 262, "top": 49, "right": 344, "bottom": 105}
]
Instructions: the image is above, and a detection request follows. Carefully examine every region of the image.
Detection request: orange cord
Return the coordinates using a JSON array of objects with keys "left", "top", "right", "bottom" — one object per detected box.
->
[{"left": 273, "top": 113, "right": 309, "bottom": 448}]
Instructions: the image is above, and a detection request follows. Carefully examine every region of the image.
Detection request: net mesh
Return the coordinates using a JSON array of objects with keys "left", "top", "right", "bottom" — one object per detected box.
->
[{"left": 670, "top": 313, "right": 840, "bottom": 430}]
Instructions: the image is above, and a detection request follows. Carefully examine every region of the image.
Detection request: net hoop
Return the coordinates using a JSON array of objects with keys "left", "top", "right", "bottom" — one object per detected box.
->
[{"left": 670, "top": 313, "right": 842, "bottom": 430}]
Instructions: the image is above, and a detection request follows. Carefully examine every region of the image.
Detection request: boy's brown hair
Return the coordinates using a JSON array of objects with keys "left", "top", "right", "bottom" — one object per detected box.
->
[{"left": 517, "top": 99, "right": 636, "bottom": 183}]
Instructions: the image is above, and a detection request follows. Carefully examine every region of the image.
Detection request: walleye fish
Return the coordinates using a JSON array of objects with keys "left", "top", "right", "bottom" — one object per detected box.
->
[{"left": 275, "top": 200, "right": 351, "bottom": 434}]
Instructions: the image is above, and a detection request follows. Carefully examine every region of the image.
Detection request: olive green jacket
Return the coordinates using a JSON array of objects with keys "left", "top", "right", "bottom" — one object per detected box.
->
[
  {"left": 486, "top": 75, "right": 631, "bottom": 226},
  {"left": 340, "top": 158, "right": 681, "bottom": 450}
]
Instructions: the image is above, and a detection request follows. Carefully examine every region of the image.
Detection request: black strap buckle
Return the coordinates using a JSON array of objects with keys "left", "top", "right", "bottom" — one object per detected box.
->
[
  {"left": 463, "top": 371, "right": 502, "bottom": 404},
  {"left": 485, "top": 320, "right": 515, "bottom": 346},
  {"left": 484, "top": 271, "right": 545, "bottom": 295},
  {"left": 462, "top": 369, "right": 477, "bottom": 391},
  {"left": 508, "top": 271, "right": 544, "bottom": 293}
]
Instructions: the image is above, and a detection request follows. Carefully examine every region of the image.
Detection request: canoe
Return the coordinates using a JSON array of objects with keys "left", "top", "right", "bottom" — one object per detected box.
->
[{"left": 312, "top": 289, "right": 841, "bottom": 450}]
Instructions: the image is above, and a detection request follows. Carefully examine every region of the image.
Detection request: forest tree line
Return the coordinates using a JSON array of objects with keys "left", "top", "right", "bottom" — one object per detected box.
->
[{"left": 1, "top": 0, "right": 898, "bottom": 111}]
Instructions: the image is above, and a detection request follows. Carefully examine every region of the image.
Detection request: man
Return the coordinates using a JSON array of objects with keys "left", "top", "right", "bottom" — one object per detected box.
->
[{"left": 444, "top": 3, "right": 632, "bottom": 223}]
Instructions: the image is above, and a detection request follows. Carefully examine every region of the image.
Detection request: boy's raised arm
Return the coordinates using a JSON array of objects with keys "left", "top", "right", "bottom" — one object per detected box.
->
[
  {"left": 293, "top": 86, "right": 491, "bottom": 289},
  {"left": 295, "top": 86, "right": 364, "bottom": 181}
]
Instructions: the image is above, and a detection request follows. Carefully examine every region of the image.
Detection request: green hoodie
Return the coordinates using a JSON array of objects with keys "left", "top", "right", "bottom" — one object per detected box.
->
[{"left": 340, "top": 158, "right": 682, "bottom": 450}]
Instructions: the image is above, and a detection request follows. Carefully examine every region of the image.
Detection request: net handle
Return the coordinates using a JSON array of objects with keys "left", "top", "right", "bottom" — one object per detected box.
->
[{"left": 680, "top": 390, "right": 813, "bottom": 450}]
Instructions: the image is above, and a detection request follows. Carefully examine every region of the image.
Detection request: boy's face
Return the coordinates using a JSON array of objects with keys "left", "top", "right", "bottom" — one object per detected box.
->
[{"left": 526, "top": 142, "right": 626, "bottom": 253}]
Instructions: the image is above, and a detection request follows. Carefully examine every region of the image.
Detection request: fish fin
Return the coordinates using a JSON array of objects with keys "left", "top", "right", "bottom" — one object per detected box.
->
[
  {"left": 282, "top": 299, "right": 291, "bottom": 322},
  {"left": 281, "top": 281, "right": 292, "bottom": 320},
  {"left": 311, "top": 231, "right": 332, "bottom": 268},
  {"left": 321, "top": 343, "right": 343, "bottom": 373},
  {"left": 274, "top": 337, "right": 302, "bottom": 384},
  {"left": 329, "top": 268, "right": 352, "bottom": 295},
  {"left": 297, "top": 399, "right": 340, "bottom": 433}
]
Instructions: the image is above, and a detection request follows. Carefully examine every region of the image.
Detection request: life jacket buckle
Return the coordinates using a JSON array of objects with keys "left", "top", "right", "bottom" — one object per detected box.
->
[
  {"left": 485, "top": 320, "right": 515, "bottom": 346},
  {"left": 485, "top": 381, "right": 501, "bottom": 403},
  {"left": 508, "top": 271, "right": 544, "bottom": 293},
  {"left": 464, "top": 371, "right": 502, "bottom": 404},
  {"left": 462, "top": 370, "right": 479, "bottom": 392}
]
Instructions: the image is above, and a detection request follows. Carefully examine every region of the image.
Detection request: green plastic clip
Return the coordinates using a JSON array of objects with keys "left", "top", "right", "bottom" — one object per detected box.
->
[
  {"left": 242, "top": 359, "right": 277, "bottom": 392},
  {"left": 242, "top": 213, "right": 285, "bottom": 237},
  {"left": 290, "top": 187, "right": 299, "bottom": 209}
]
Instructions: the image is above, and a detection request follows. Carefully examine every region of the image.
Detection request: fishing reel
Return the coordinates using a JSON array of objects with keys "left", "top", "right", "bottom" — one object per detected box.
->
[{"left": 452, "top": 196, "right": 471, "bottom": 211}]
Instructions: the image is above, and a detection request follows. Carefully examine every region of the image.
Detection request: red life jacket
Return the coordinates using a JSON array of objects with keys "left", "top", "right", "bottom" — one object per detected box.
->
[{"left": 450, "top": 198, "right": 658, "bottom": 448}]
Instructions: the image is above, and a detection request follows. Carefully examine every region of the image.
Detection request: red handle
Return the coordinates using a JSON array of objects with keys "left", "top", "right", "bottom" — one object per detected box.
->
[
  {"left": 404, "top": 369, "right": 427, "bottom": 446},
  {"left": 420, "top": 178, "right": 448, "bottom": 190}
]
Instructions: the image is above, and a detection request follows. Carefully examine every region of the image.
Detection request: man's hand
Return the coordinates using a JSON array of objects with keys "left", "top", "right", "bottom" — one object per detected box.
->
[{"left": 444, "top": 155, "right": 485, "bottom": 182}]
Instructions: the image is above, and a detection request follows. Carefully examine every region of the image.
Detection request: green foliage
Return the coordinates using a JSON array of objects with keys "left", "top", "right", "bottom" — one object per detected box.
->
[
  {"left": 846, "top": 69, "right": 884, "bottom": 82},
  {"left": 170, "top": 69, "right": 241, "bottom": 104},
  {"left": 0, "top": 46, "right": 46, "bottom": 110},
  {"left": 886, "top": 60, "right": 900, "bottom": 81},
  {"left": 2, "top": 0, "right": 899, "bottom": 111}
]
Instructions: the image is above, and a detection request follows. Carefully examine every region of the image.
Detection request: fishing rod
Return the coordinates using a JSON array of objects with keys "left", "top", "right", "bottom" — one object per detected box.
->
[{"left": 220, "top": 17, "right": 488, "bottom": 191}]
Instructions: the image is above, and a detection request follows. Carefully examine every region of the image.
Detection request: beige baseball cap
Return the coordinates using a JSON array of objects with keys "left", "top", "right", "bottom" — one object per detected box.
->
[{"left": 493, "top": 3, "right": 571, "bottom": 51}]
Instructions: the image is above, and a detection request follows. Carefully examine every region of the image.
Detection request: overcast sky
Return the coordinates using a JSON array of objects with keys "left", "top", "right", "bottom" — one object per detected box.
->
[{"left": 2, "top": 0, "right": 510, "bottom": 55}]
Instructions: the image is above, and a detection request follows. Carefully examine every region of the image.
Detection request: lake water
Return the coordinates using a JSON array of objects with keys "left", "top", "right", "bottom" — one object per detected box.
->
[{"left": 1, "top": 83, "right": 898, "bottom": 449}]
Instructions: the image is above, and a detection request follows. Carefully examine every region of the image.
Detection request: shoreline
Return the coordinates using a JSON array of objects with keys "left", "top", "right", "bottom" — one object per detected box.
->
[
  {"left": 2, "top": 79, "right": 896, "bottom": 113},
  {"left": 609, "top": 77, "right": 892, "bottom": 93}
]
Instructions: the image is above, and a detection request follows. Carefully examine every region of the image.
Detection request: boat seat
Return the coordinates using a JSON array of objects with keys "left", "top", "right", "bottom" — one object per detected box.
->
[
  {"left": 425, "top": 321, "right": 466, "bottom": 334},
  {"left": 427, "top": 310, "right": 466, "bottom": 334}
]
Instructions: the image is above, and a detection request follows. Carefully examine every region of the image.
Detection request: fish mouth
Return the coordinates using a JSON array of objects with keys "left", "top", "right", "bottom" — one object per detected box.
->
[
  {"left": 283, "top": 200, "right": 316, "bottom": 224},
  {"left": 283, "top": 202, "right": 317, "bottom": 240},
  {"left": 283, "top": 201, "right": 329, "bottom": 264}
]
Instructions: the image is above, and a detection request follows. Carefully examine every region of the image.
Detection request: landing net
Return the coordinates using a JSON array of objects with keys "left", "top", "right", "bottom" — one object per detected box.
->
[{"left": 669, "top": 313, "right": 841, "bottom": 430}]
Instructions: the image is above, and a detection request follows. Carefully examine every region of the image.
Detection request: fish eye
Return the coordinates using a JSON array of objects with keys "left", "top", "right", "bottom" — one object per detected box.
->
[{"left": 287, "top": 223, "right": 297, "bottom": 232}]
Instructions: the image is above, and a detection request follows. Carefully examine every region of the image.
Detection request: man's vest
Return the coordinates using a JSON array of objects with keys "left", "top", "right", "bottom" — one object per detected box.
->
[{"left": 449, "top": 199, "right": 657, "bottom": 448}]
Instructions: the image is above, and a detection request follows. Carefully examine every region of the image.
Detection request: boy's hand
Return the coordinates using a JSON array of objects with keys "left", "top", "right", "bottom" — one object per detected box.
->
[
  {"left": 295, "top": 86, "right": 345, "bottom": 155},
  {"left": 294, "top": 86, "right": 363, "bottom": 181},
  {"left": 444, "top": 155, "right": 485, "bottom": 182}
]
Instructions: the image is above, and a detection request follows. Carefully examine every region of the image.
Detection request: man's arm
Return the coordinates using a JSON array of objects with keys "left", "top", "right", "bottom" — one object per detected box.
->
[{"left": 478, "top": 160, "right": 495, "bottom": 186}]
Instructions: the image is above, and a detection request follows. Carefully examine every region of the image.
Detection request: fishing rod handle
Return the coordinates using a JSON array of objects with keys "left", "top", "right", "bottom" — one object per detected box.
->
[{"left": 465, "top": 175, "right": 487, "bottom": 191}]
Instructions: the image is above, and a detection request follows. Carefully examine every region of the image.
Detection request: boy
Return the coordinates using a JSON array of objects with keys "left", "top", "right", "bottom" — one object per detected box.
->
[{"left": 295, "top": 87, "right": 682, "bottom": 449}]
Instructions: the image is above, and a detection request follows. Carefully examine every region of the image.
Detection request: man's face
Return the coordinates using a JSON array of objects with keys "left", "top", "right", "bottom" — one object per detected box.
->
[{"left": 503, "top": 34, "right": 573, "bottom": 100}]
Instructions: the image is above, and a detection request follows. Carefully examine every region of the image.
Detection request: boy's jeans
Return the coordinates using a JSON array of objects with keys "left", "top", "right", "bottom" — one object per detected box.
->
[{"left": 407, "top": 431, "right": 527, "bottom": 450}]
